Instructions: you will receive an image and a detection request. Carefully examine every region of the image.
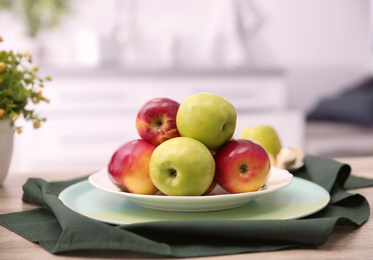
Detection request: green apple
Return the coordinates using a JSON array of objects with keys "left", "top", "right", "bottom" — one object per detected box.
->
[
  {"left": 149, "top": 136, "right": 215, "bottom": 196},
  {"left": 239, "top": 125, "right": 282, "bottom": 159},
  {"left": 176, "top": 92, "right": 237, "bottom": 149}
]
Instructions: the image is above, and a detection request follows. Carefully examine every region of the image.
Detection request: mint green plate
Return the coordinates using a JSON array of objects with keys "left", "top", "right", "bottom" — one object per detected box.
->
[{"left": 58, "top": 177, "right": 330, "bottom": 225}]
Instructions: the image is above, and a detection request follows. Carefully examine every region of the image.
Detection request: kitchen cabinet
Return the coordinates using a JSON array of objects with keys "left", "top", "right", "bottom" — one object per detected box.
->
[{"left": 10, "top": 68, "right": 304, "bottom": 173}]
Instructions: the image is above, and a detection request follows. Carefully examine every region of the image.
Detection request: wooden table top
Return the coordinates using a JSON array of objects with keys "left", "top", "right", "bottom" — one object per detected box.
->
[{"left": 1, "top": 156, "right": 373, "bottom": 260}]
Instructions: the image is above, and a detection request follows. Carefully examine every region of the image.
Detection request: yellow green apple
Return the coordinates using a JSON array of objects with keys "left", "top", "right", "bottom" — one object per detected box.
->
[
  {"left": 107, "top": 139, "right": 158, "bottom": 195},
  {"left": 202, "top": 177, "right": 217, "bottom": 195},
  {"left": 176, "top": 92, "right": 237, "bottom": 149},
  {"left": 239, "top": 125, "right": 282, "bottom": 158},
  {"left": 215, "top": 139, "right": 271, "bottom": 193},
  {"left": 149, "top": 137, "right": 215, "bottom": 196}
]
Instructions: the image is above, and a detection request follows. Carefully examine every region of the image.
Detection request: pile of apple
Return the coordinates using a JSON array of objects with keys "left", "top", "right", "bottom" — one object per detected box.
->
[{"left": 107, "top": 92, "right": 271, "bottom": 196}]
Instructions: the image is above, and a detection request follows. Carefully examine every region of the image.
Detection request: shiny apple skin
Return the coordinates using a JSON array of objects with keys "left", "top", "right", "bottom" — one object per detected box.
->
[
  {"left": 149, "top": 137, "right": 215, "bottom": 196},
  {"left": 107, "top": 139, "right": 158, "bottom": 195},
  {"left": 202, "top": 177, "right": 217, "bottom": 195},
  {"left": 136, "top": 98, "right": 181, "bottom": 146},
  {"left": 215, "top": 139, "right": 271, "bottom": 193},
  {"left": 176, "top": 92, "right": 237, "bottom": 149}
]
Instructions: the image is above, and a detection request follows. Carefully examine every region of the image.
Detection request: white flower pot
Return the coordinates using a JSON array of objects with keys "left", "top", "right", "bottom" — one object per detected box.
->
[{"left": 0, "top": 121, "right": 14, "bottom": 185}]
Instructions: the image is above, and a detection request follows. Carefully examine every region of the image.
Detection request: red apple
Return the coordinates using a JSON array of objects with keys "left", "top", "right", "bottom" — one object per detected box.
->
[
  {"left": 136, "top": 97, "right": 181, "bottom": 146},
  {"left": 214, "top": 139, "right": 271, "bottom": 193},
  {"left": 108, "top": 139, "right": 158, "bottom": 195}
]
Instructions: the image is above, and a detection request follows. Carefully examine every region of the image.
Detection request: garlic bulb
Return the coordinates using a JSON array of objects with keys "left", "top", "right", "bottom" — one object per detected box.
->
[
  {"left": 275, "top": 146, "right": 304, "bottom": 169},
  {"left": 276, "top": 147, "right": 297, "bottom": 169}
]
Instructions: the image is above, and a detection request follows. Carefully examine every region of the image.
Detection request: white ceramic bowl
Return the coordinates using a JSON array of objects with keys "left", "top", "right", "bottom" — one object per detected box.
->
[{"left": 88, "top": 167, "right": 293, "bottom": 212}]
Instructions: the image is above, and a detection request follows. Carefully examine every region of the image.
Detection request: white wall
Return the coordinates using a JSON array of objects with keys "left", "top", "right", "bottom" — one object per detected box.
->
[
  {"left": 256, "top": 0, "right": 371, "bottom": 67},
  {"left": 254, "top": 0, "right": 372, "bottom": 112},
  {"left": 1, "top": 0, "right": 370, "bottom": 112}
]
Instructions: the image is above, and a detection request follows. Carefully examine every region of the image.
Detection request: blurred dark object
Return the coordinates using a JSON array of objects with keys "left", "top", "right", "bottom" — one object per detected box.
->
[
  {"left": 307, "top": 77, "right": 373, "bottom": 126},
  {"left": 306, "top": 121, "right": 373, "bottom": 157}
]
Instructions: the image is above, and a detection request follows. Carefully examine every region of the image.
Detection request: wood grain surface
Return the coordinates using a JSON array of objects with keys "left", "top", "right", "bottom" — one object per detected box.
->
[{"left": 1, "top": 156, "right": 372, "bottom": 260}]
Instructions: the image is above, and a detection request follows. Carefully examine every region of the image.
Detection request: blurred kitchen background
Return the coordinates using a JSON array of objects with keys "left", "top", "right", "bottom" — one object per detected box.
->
[{"left": 1, "top": 0, "right": 372, "bottom": 173}]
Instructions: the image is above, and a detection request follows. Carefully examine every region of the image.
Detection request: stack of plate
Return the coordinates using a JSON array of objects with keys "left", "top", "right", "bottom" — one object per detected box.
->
[{"left": 58, "top": 167, "right": 330, "bottom": 225}]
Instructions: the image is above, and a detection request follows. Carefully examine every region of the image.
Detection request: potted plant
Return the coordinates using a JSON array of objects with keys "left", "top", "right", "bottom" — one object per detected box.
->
[
  {"left": 0, "top": 0, "right": 72, "bottom": 64},
  {"left": 0, "top": 0, "right": 71, "bottom": 38},
  {"left": 0, "top": 36, "right": 51, "bottom": 184}
]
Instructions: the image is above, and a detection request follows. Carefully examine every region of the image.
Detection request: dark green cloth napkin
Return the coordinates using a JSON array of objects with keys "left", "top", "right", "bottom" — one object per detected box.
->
[{"left": 0, "top": 155, "right": 372, "bottom": 257}]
